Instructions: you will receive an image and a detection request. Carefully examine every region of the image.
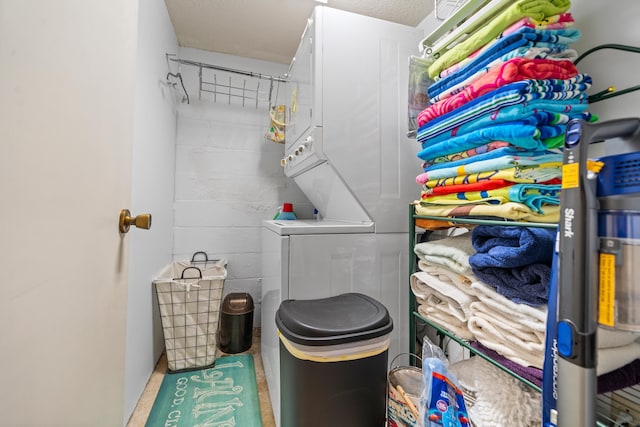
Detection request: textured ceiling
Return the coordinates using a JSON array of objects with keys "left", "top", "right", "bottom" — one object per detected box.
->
[{"left": 164, "top": 0, "right": 433, "bottom": 64}]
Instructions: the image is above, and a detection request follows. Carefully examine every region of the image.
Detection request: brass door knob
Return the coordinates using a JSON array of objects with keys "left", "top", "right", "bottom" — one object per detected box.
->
[{"left": 119, "top": 209, "right": 152, "bottom": 233}]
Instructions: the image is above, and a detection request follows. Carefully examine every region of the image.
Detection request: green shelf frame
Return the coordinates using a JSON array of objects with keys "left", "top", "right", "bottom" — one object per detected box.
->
[{"left": 412, "top": 310, "right": 542, "bottom": 392}]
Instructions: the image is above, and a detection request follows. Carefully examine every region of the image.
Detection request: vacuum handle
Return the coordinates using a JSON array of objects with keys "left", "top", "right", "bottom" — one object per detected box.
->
[{"left": 581, "top": 117, "right": 640, "bottom": 144}]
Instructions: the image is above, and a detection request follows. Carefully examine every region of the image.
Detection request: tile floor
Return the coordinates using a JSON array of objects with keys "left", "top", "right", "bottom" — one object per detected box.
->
[{"left": 126, "top": 328, "right": 276, "bottom": 427}]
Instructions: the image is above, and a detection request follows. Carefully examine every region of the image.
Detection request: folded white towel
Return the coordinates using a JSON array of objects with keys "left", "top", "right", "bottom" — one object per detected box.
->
[
  {"left": 418, "top": 260, "right": 478, "bottom": 295},
  {"left": 416, "top": 302, "right": 475, "bottom": 340},
  {"left": 471, "top": 281, "right": 548, "bottom": 324},
  {"left": 598, "top": 328, "right": 640, "bottom": 349},
  {"left": 598, "top": 340, "right": 640, "bottom": 375},
  {"left": 449, "top": 356, "right": 541, "bottom": 427},
  {"left": 414, "top": 233, "right": 475, "bottom": 275},
  {"left": 468, "top": 281, "right": 548, "bottom": 369},
  {"left": 411, "top": 270, "right": 478, "bottom": 322}
]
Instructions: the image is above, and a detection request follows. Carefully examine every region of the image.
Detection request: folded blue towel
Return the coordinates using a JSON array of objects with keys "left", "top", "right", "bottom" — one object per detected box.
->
[
  {"left": 471, "top": 263, "right": 551, "bottom": 306},
  {"left": 469, "top": 225, "right": 556, "bottom": 268},
  {"left": 417, "top": 123, "right": 547, "bottom": 161},
  {"left": 418, "top": 107, "right": 591, "bottom": 146}
]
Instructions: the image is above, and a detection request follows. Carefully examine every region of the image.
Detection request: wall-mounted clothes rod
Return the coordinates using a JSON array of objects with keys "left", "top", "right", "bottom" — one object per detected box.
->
[
  {"left": 169, "top": 57, "right": 288, "bottom": 83},
  {"left": 166, "top": 54, "right": 288, "bottom": 108}
]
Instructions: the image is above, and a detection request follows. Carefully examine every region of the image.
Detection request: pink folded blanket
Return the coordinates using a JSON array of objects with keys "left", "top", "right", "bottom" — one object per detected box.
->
[{"left": 417, "top": 58, "right": 577, "bottom": 125}]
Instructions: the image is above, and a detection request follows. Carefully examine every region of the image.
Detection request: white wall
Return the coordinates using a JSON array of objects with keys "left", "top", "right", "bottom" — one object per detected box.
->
[
  {"left": 171, "top": 47, "right": 312, "bottom": 326},
  {"left": 124, "top": 0, "right": 178, "bottom": 423},
  {"left": 570, "top": 0, "right": 640, "bottom": 122}
]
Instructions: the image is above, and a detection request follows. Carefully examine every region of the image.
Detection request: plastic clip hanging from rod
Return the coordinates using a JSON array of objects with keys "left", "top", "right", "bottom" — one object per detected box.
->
[
  {"left": 574, "top": 43, "right": 640, "bottom": 103},
  {"left": 166, "top": 72, "right": 190, "bottom": 104}
]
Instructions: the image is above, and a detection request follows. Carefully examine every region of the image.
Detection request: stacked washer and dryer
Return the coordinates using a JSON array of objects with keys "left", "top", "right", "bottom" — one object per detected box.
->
[{"left": 260, "top": 6, "right": 423, "bottom": 425}]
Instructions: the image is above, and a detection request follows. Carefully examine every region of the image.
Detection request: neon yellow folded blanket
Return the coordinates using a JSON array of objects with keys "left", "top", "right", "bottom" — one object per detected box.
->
[{"left": 427, "top": 0, "right": 571, "bottom": 79}]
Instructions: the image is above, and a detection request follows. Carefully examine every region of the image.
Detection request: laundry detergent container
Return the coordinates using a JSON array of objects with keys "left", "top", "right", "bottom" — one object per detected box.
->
[{"left": 276, "top": 293, "right": 393, "bottom": 427}]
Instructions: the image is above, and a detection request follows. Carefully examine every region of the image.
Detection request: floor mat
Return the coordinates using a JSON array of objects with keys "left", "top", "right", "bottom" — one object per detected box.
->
[{"left": 145, "top": 354, "right": 263, "bottom": 427}]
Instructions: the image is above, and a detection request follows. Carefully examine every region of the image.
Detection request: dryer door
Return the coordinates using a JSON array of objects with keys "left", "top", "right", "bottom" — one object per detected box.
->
[{"left": 286, "top": 6, "right": 322, "bottom": 152}]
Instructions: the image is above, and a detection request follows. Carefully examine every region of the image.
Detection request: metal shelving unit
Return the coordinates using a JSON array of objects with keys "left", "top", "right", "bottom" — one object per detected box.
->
[{"left": 408, "top": 203, "right": 638, "bottom": 426}]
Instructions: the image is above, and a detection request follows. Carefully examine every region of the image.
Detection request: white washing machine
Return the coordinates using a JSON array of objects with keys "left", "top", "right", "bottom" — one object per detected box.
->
[{"left": 261, "top": 220, "right": 409, "bottom": 426}]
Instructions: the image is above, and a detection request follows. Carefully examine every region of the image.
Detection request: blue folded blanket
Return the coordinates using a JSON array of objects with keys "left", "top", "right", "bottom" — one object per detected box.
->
[
  {"left": 471, "top": 263, "right": 550, "bottom": 306},
  {"left": 418, "top": 106, "right": 591, "bottom": 146},
  {"left": 429, "top": 27, "right": 582, "bottom": 98},
  {"left": 469, "top": 225, "right": 556, "bottom": 268},
  {"left": 417, "top": 123, "right": 548, "bottom": 161}
]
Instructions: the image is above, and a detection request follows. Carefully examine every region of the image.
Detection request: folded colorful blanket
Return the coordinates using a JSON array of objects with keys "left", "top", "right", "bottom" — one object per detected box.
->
[
  {"left": 423, "top": 146, "right": 561, "bottom": 172},
  {"left": 510, "top": 183, "right": 562, "bottom": 209},
  {"left": 421, "top": 179, "right": 515, "bottom": 198},
  {"left": 469, "top": 224, "right": 556, "bottom": 268},
  {"left": 422, "top": 164, "right": 562, "bottom": 188},
  {"left": 430, "top": 27, "right": 581, "bottom": 100},
  {"left": 418, "top": 97, "right": 592, "bottom": 146},
  {"left": 417, "top": 152, "right": 562, "bottom": 182},
  {"left": 420, "top": 183, "right": 562, "bottom": 214},
  {"left": 432, "top": 46, "right": 580, "bottom": 103},
  {"left": 413, "top": 233, "right": 475, "bottom": 275},
  {"left": 439, "top": 12, "right": 575, "bottom": 80},
  {"left": 420, "top": 58, "right": 578, "bottom": 125},
  {"left": 415, "top": 200, "right": 560, "bottom": 223},
  {"left": 419, "top": 113, "right": 577, "bottom": 151},
  {"left": 502, "top": 12, "right": 574, "bottom": 36},
  {"left": 417, "top": 76, "right": 590, "bottom": 129},
  {"left": 427, "top": 0, "right": 572, "bottom": 79},
  {"left": 422, "top": 142, "right": 512, "bottom": 168},
  {"left": 468, "top": 281, "right": 548, "bottom": 369},
  {"left": 417, "top": 124, "right": 549, "bottom": 160}
]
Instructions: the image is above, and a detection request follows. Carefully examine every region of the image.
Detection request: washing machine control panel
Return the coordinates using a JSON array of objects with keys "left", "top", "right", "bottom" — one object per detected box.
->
[{"left": 281, "top": 129, "right": 325, "bottom": 177}]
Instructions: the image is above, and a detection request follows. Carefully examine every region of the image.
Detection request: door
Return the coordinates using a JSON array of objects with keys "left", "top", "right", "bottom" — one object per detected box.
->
[
  {"left": 286, "top": 6, "right": 320, "bottom": 152},
  {"left": 0, "top": 2, "right": 138, "bottom": 426}
]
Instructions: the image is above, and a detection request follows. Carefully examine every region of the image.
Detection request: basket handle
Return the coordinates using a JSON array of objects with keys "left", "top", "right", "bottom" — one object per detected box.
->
[
  {"left": 175, "top": 266, "right": 202, "bottom": 280},
  {"left": 390, "top": 352, "right": 421, "bottom": 370},
  {"left": 191, "top": 251, "right": 209, "bottom": 263}
]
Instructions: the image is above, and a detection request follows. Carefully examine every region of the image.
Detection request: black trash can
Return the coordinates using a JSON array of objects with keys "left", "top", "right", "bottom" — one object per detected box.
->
[
  {"left": 276, "top": 293, "right": 393, "bottom": 427},
  {"left": 217, "top": 292, "right": 254, "bottom": 354}
]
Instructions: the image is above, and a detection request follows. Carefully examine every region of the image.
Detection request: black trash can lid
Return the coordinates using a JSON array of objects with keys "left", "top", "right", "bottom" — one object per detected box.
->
[
  {"left": 276, "top": 293, "right": 393, "bottom": 346},
  {"left": 221, "top": 293, "right": 254, "bottom": 315}
]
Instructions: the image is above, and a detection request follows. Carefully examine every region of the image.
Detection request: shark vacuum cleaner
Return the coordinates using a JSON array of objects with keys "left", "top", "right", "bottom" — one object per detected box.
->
[{"left": 547, "top": 117, "right": 640, "bottom": 427}]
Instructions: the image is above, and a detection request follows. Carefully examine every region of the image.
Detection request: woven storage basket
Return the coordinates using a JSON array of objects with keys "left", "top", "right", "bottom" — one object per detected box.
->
[{"left": 154, "top": 257, "right": 227, "bottom": 372}]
